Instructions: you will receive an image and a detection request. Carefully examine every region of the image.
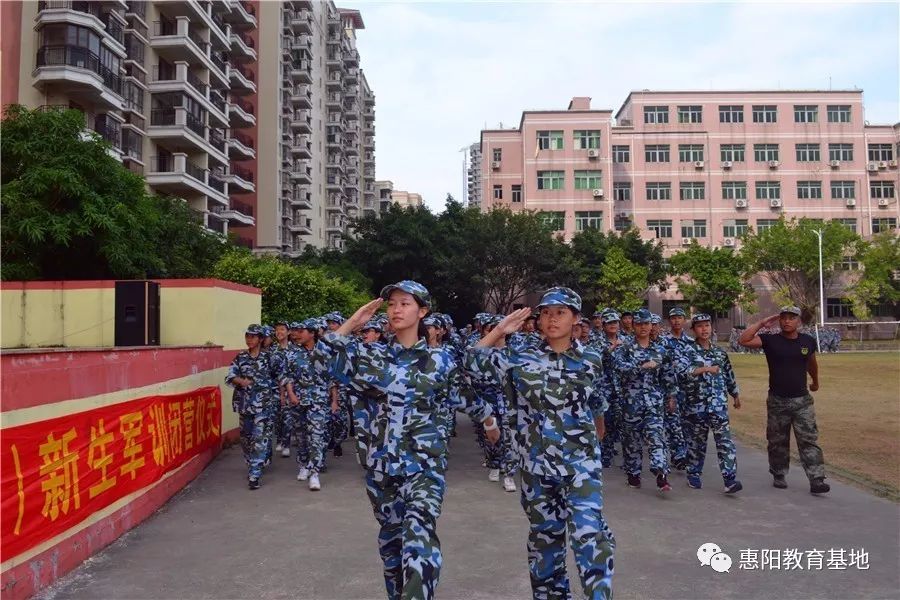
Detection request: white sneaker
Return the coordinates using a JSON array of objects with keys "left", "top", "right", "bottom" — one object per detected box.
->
[
  {"left": 309, "top": 473, "right": 321, "bottom": 491},
  {"left": 275, "top": 443, "right": 283, "bottom": 452},
  {"left": 488, "top": 468, "right": 500, "bottom": 482},
  {"left": 296, "top": 467, "right": 310, "bottom": 481},
  {"left": 503, "top": 476, "right": 517, "bottom": 492},
  {"left": 281, "top": 447, "right": 290, "bottom": 458}
]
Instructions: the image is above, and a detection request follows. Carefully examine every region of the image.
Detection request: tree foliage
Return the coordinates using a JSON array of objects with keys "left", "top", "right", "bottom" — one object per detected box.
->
[
  {"left": 847, "top": 232, "right": 900, "bottom": 319},
  {"left": 669, "top": 242, "right": 757, "bottom": 316},
  {"left": 592, "top": 247, "right": 648, "bottom": 311},
  {"left": 1, "top": 105, "right": 226, "bottom": 280}
]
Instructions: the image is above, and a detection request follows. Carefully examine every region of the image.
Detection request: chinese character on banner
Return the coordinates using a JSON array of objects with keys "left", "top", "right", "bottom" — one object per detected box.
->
[
  {"left": 827, "top": 548, "right": 848, "bottom": 570},
  {"left": 149, "top": 402, "right": 172, "bottom": 466},
  {"left": 168, "top": 402, "right": 183, "bottom": 456},
  {"left": 783, "top": 548, "right": 804, "bottom": 570},
  {"left": 182, "top": 398, "right": 196, "bottom": 451},
  {"left": 195, "top": 398, "right": 209, "bottom": 445},
  {"left": 761, "top": 549, "right": 782, "bottom": 571},
  {"left": 87, "top": 419, "right": 117, "bottom": 499},
  {"left": 120, "top": 412, "right": 146, "bottom": 480},
  {"left": 205, "top": 396, "right": 220, "bottom": 437},
  {"left": 806, "top": 549, "right": 825, "bottom": 570},
  {"left": 39, "top": 428, "right": 81, "bottom": 521},
  {"left": 739, "top": 549, "right": 760, "bottom": 570},
  {"left": 849, "top": 548, "right": 870, "bottom": 570}
]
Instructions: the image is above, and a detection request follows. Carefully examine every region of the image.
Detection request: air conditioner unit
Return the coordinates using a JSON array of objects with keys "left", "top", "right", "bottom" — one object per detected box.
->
[
  {"left": 845, "top": 198, "right": 857, "bottom": 207},
  {"left": 829, "top": 160, "right": 841, "bottom": 168},
  {"left": 722, "top": 161, "right": 733, "bottom": 169},
  {"left": 693, "top": 160, "right": 705, "bottom": 169},
  {"left": 770, "top": 199, "right": 782, "bottom": 208},
  {"left": 723, "top": 237, "right": 736, "bottom": 247},
  {"left": 681, "top": 237, "right": 693, "bottom": 246},
  {"left": 867, "top": 162, "right": 878, "bottom": 172},
  {"left": 587, "top": 149, "right": 600, "bottom": 158},
  {"left": 735, "top": 199, "right": 748, "bottom": 208},
  {"left": 591, "top": 189, "right": 604, "bottom": 198},
  {"left": 889, "top": 159, "right": 898, "bottom": 168},
  {"left": 878, "top": 198, "right": 890, "bottom": 207},
  {"left": 491, "top": 161, "right": 500, "bottom": 170},
  {"left": 767, "top": 160, "right": 780, "bottom": 168},
  {"left": 617, "top": 211, "right": 629, "bottom": 218},
  {"left": 878, "top": 161, "right": 888, "bottom": 169}
]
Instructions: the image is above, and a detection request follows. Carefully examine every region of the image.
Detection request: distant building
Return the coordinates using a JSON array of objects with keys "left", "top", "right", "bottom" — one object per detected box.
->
[
  {"left": 466, "top": 142, "right": 482, "bottom": 208},
  {"left": 374, "top": 180, "right": 423, "bottom": 212}
]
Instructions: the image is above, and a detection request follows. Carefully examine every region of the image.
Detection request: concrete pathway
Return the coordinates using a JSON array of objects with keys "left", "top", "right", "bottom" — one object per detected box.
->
[{"left": 39, "top": 424, "right": 899, "bottom": 600}]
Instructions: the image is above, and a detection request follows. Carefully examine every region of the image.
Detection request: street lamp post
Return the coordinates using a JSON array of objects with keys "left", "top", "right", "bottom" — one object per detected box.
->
[{"left": 812, "top": 229, "right": 825, "bottom": 352}]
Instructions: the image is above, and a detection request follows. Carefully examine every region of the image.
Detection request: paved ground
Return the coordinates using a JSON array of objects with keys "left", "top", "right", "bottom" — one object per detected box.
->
[{"left": 39, "top": 423, "right": 899, "bottom": 600}]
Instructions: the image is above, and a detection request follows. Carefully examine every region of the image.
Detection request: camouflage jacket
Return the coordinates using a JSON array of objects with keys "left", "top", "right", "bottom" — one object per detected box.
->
[
  {"left": 681, "top": 342, "right": 739, "bottom": 415},
  {"left": 612, "top": 339, "right": 678, "bottom": 409},
  {"left": 316, "top": 333, "right": 493, "bottom": 476},
  {"left": 267, "top": 342, "right": 298, "bottom": 392},
  {"left": 465, "top": 339, "right": 608, "bottom": 477},
  {"left": 225, "top": 350, "right": 281, "bottom": 415},
  {"left": 659, "top": 331, "right": 696, "bottom": 384},
  {"left": 283, "top": 342, "right": 332, "bottom": 406}
]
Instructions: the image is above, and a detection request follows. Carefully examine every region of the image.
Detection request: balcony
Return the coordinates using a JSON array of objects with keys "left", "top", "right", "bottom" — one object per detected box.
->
[
  {"left": 326, "top": 194, "right": 343, "bottom": 213},
  {"left": 224, "top": 163, "right": 253, "bottom": 191},
  {"left": 327, "top": 156, "right": 344, "bottom": 172},
  {"left": 365, "top": 94, "right": 375, "bottom": 106},
  {"left": 327, "top": 134, "right": 342, "bottom": 149},
  {"left": 363, "top": 120, "right": 374, "bottom": 134},
  {"left": 326, "top": 74, "right": 342, "bottom": 89},
  {"left": 290, "top": 111, "right": 312, "bottom": 133},
  {"left": 93, "top": 113, "right": 123, "bottom": 157},
  {"left": 148, "top": 107, "right": 227, "bottom": 165},
  {"left": 34, "top": 45, "right": 124, "bottom": 110},
  {"left": 37, "top": 2, "right": 127, "bottom": 56},
  {"left": 326, "top": 51, "right": 342, "bottom": 69},
  {"left": 290, "top": 190, "right": 313, "bottom": 209},
  {"left": 326, "top": 176, "right": 342, "bottom": 191},
  {"left": 290, "top": 85, "right": 312, "bottom": 109},
  {"left": 325, "top": 219, "right": 344, "bottom": 234},
  {"left": 344, "top": 104, "right": 359, "bottom": 120},
  {"left": 288, "top": 59, "right": 312, "bottom": 84},
  {"left": 291, "top": 137, "right": 312, "bottom": 158},
  {"left": 220, "top": 199, "right": 255, "bottom": 226},
  {"left": 229, "top": 63, "right": 256, "bottom": 93},
  {"left": 289, "top": 9, "right": 312, "bottom": 34},
  {"left": 126, "top": 1, "right": 146, "bottom": 20},
  {"left": 327, "top": 115, "right": 345, "bottom": 131},
  {"left": 344, "top": 68, "right": 359, "bottom": 84},
  {"left": 291, "top": 163, "right": 312, "bottom": 184},
  {"left": 229, "top": 32, "right": 256, "bottom": 61},
  {"left": 150, "top": 62, "right": 226, "bottom": 126},
  {"left": 364, "top": 136, "right": 374, "bottom": 149},
  {"left": 343, "top": 48, "right": 359, "bottom": 66},
  {"left": 224, "top": 0, "right": 256, "bottom": 28},
  {"left": 150, "top": 17, "right": 229, "bottom": 87},
  {"left": 146, "top": 152, "right": 228, "bottom": 205},
  {"left": 326, "top": 92, "right": 341, "bottom": 109},
  {"left": 227, "top": 130, "right": 255, "bottom": 160},
  {"left": 228, "top": 98, "right": 255, "bottom": 127}
]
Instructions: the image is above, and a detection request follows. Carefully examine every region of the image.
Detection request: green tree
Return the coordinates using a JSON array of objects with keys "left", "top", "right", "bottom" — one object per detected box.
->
[
  {"left": 592, "top": 247, "right": 648, "bottom": 311},
  {"left": 212, "top": 249, "right": 370, "bottom": 323},
  {"left": 740, "top": 217, "right": 861, "bottom": 322},
  {"left": 846, "top": 232, "right": 900, "bottom": 319},
  {"left": 669, "top": 242, "right": 756, "bottom": 316},
  {"left": 292, "top": 246, "right": 372, "bottom": 294}
]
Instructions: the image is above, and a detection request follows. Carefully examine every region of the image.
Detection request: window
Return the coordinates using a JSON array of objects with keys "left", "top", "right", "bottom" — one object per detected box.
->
[
  {"left": 540, "top": 211, "right": 566, "bottom": 231},
  {"left": 574, "top": 170, "right": 602, "bottom": 190},
  {"left": 613, "top": 182, "right": 631, "bottom": 201},
  {"left": 831, "top": 181, "right": 855, "bottom": 200},
  {"left": 719, "top": 105, "right": 744, "bottom": 123},
  {"left": 680, "top": 182, "right": 705, "bottom": 200},
  {"left": 829, "top": 143, "right": 853, "bottom": 162},
  {"left": 836, "top": 256, "right": 861, "bottom": 271},
  {"left": 492, "top": 147, "right": 501, "bottom": 162},
  {"left": 756, "top": 181, "right": 781, "bottom": 200},
  {"left": 826, "top": 298, "right": 854, "bottom": 319},
  {"left": 868, "top": 144, "right": 894, "bottom": 161},
  {"left": 644, "top": 105, "right": 669, "bottom": 124},
  {"left": 574, "top": 130, "right": 601, "bottom": 150},
  {"left": 753, "top": 144, "right": 779, "bottom": 162},
  {"left": 720, "top": 144, "right": 745, "bottom": 162},
  {"left": 677, "top": 105, "right": 702, "bottom": 123},
  {"left": 511, "top": 184, "right": 522, "bottom": 203},
  {"left": 795, "top": 143, "right": 821, "bottom": 162},
  {"left": 723, "top": 219, "right": 749, "bottom": 238},
  {"left": 797, "top": 181, "right": 822, "bottom": 199},
  {"left": 678, "top": 144, "right": 704, "bottom": 162},
  {"left": 752, "top": 105, "right": 777, "bottom": 123},
  {"left": 871, "top": 302, "right": 897, "bottom": 317},
  {"left": 827, "top": 105, "right": 851, "bottom": 123},
  {"left": 722, "top": 181, "right": 747, "bottom": 200},
  {"left": 794, "top": 105, "right": 818, "bottom": 123},
  {"left": 681, "top": 219, "right": 707, "bottom": 238},
  {"left": 832, "top": 218, "right": 857, "bottom": 232},
  {"left": 612, "top": 145, "right": 630, "bottom": 163},
  {"left": 871, "top": 182, "right": 896, "bottom": 199},
  {"left": 645, "top": 144, "right": 670, "bottom": 162},
  {"left": 575, "top": 211, "right": 603, "bottom": 231},
  {"left": 872, "top": 218, "right": 897, "bottom": 233},
  {"left": 537, "top": 130, "right": 564, "bottom": 150},
  {"left": 537, "top": 170, "right": 564, "bottom": 190},
  {"left": 614, "top": 215, "right": 632, "bottom": 232},
  {"left": 647, "top": 219, "right": 673, "bottom": 238},
  {"left": 646, "top": 182, "right": 671, "bottom": 201},
  {"left": 756, "top": 219, "right": 778, "bottom": 232},
  {"left": 493, "top": 185, "right": 502, "bottom": 200}
]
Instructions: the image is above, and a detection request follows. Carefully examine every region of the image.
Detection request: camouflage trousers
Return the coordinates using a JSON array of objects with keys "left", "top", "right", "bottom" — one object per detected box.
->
[
  {"left": 328, "top": 395, "right": 351, "bottom": 450},
  {"left": 485, "top": 413, "right": 517, "bottom": 476},
  {"left": 600, "top": 396, "right": 622, "bottom": 466},
  {"left": 520, "top": 466, "right": 615, "bottom": 600},
  {"left": 365, "top": 467, "right": 447, "bottom": 600},
  {"left": 766, "top": 393, "right": 826, "bottom": 481},
  {"left": 279, "top": 402, "right": 301, "bottom": 449},
  {"left": 664, "top": 395, "right": 688, "bottom": 463},
  {"left": 350, "top": 392, "right": 377, "bottom": 468},
  {"left": 239, "top": 408, "right": 273, "bottom": 481},
  {"left": 682, "top": 407, "right": 737, "bottom": 481},
  {"left": 294, "top": 403, "right": 329, "bottom": 474},
  {"left": 621, "top": 403, "right": 668, "bottom": 476}
]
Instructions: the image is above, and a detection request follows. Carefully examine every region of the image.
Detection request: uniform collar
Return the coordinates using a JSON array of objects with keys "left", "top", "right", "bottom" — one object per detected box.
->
[
  {"left": 539, "top": 338, "right": 585, "bottom": 359},
  {"left": 390, "top": 337, "right": 429, "bottom": 354}
]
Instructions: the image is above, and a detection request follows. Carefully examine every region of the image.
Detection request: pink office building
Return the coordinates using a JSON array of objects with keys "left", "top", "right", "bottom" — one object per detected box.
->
[{"left": 480, "top": 91, "right": 899, "bottom": 248}]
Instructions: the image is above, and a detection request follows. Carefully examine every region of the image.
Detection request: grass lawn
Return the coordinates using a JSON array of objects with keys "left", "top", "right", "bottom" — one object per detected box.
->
[{"left": 729, "top": 352, "right": 900, "bottom": 501}]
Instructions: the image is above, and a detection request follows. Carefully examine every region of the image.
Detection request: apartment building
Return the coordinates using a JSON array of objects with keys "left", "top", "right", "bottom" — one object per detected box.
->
[
  {"left": 374, "top": 180, "right": 423, "bottom": 212},
  {"left": 2, "top": 0, "right": 261, "bottom": 239},
  {"left": 466, "top": 141, "right": 482, "bottom": 208},
  {"left": 254, "top": 1, "right": 375, "bottom": 257},
  {"left": 481, "top": 91, "right": 899, "bottom": 247}
]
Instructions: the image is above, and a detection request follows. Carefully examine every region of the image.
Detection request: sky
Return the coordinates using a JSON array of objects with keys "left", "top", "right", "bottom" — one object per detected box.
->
[{"left": 351, "top": 0, "right": 900, "bottom": 212}]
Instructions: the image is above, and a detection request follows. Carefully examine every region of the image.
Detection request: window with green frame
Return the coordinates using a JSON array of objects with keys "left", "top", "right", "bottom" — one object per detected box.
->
[
  {"left": 540, "top": 211, "right": 566, "bottom": 231},
  {"left": 537, "top": 170, "right": 564, "bottom": 190},
  {"left": 537, "top": 130, "right": 564, "bottom": 150},
  {"left": 574, "top": 170, "right": 602, "bottom": 190},
  {"left": 573, "top": 130, "right": 601, "bottom": 149}
]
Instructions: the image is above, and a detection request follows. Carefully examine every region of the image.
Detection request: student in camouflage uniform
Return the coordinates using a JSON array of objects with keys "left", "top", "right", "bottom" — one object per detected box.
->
[
  {"left": 619, "top": 309, "right": 635, "bottom": 338},
  {"left": 317, "top": 281, "right": 498, "bottom": 600},
  {"left": 325, "top": 313, "right": 352, "bottom": 458},
  {"left": 596, "top": 311, "right": 625, "bottom": 468},
  {"left": 613, "top": 308, "right": 677, "bottom": 492},
  {"left": 682, "top": 313, "right": 743, "bottom": 493},
  {"left": 467, "top": 287, "right": 615, "bottom": 600},
  {"left": 269, "top": 321, "right": 298, "bottom": 457},
  {"left": 738, "top": 306, "right": 830, "bottom": 494},
  {"left": 225, "top": 325, "right": 282, "bottom": 489},
  {"left": 659, "top": 307, "right": 693, "bottom": 470}
]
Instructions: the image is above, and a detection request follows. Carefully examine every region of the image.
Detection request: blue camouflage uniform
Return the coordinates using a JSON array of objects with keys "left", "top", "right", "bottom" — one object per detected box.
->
[
  {"left": 658, "top": 307, "right": 693, "bottom": 468},
  {"left": 271, "top": 325, "right": 301, "bottom": 452},
  {"left": 466, "top": 287, "right": 615, "bottom": 600},
  {"left": 594, "top": 311, "right": 626, "bottom": 468},
  {"left": 225, "top": 325, "right": 282, "bottom": 485},
  {"left": 325, "top": 312, "right": 353, "bottom": 456},
  {"left": 316, "top": 281, "right": 494, "bottom": 600}
]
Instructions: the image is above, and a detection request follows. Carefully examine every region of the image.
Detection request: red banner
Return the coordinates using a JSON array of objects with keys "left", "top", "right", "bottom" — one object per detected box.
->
[{"left": 1, "top": 387, "right": 221, "bottom": 559}]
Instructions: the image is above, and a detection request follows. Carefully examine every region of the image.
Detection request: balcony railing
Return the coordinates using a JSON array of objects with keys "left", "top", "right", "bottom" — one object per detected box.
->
[
  {"left": 231, "top": 164, "right": 254, "bottom": 182},
  {"left": 94, "top": 115, "right": 121, "bottom": 148},
  {"left": 125, "top": 62, "right": 146, "bottom": 84},
  {"left": 38, "top": 1, "right": 101, "bottom": 18},
  {"left": 234, "top": 131, "right": 254, "bottom": 149},
  {"left": 211, "top": 52, "right": 228, "bottom": 75},
  {"left": 126, "top": 0, "right": 146, "bottom": 18},
  {"left": 100, "top": 12, "right": 125, "bottom": 45},
  {"left": 208, "top": 175, "right": 226, "bottom": 193},
  {"left": 124, "top": 32, "right": 145, "bottom": 63},
  {"left": 188, "top": 28, "right": 209, "bottom": 54},
  {"left": 150, "top": 108, "right": 175, "bottom": 126},
  {"left": 210, "top": 91, "right": 226, "bottom": 114},
  {"left": 209, "top": 129, "right": 226, "bottom": 153},
  {"left": 186, "top": 70, "right": 208, "bottom": 97},
  {"left": 185, "top": 111, "right": 205, "bottom": 137},
  {"left": 36, "top": 45, "right": 123, "bottom": 95},
  {"left": 186, "top": 159, "right": 206, "bottom": 182},
  {"left": 234, "top": 64, "right": 255, "bottom": 82},
  {"left": 240, "top": 1, "right": 255, "bottom": 16},
  {"left": 234, "top": 98, "right": 254, "bottom": 115},
  {"left": 126, "top": 15, "right": 148, "bottom": 39},
  {"left": 231, "top": 200, "right": 254, "bottom": 216}
]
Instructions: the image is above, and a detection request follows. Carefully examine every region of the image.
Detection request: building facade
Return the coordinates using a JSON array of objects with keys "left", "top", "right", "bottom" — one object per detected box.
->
[
  {"left": 374, "top": 180, "right": 422, "bottom": 212},
  {"left": 466, "top": 141, "right": 482, "bottom": 208}
]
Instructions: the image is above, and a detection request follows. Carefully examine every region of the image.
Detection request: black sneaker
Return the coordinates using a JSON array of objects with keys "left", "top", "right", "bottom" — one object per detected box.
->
[
  {"left": 248, "top": 479, "right": 260, "bottom": 490},
  {"left": 333, "top": 445, "right": 343, "bottom": 457},
  {"left": 656, "top": 473, "right": 671, "bottom": 493},
  {"left": 810, "top": 478, "right": 830, "bottom": 494},
  {"left": 627, "top": 474, "right": 641, "bottom": 488},
  {"left": 724, "top": 478, "right": 743, "bottom": 494},
  {"left": 773, "top": 474, "right": 787, "bottom": 489},
  {"left": 672, "top": 457, "right": 688, "bottom": 471}
]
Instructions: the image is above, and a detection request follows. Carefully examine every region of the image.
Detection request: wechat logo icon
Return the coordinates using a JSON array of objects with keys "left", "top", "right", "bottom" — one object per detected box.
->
[{"left": 697, "top": 542, "right": 732, "bottom": 574}]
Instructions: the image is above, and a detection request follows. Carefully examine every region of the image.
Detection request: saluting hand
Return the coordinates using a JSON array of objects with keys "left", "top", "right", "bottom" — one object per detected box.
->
[
  {"left": 497, "top": 307, "right": 532, "bottom": 335},
  {"left": 340, "top": 298, "right": 384, "bottom": 335}
]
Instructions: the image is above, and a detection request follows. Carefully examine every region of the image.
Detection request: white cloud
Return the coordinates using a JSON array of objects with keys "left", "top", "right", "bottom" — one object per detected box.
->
[{"left": 353, "top": 1, "right": 899, "bottom": 211}]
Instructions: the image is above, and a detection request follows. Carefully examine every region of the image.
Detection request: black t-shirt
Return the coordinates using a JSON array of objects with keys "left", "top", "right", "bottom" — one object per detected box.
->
[{"left": 759, "top": 333, "right": 816, "bottom": 397}]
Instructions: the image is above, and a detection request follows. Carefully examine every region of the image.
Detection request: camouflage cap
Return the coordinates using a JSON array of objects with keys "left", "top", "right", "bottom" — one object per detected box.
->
[
  {"left": 361, "top": 319, "right": 383, "bottom": 332},
  {"left": 274, "top": 319, "right": 289, "bottom": 328},
  {"left": 537, "top": 286, "right": 582, "bottom": 312},
  {"left": 601, "top": 310, "right": 621, "bottom": 324},
  {"left": 591, "top": 310, "right": 606, "bottom": 319},
  {"left": 632, "top": 308, "right": 653, "bottom": 324},
  {"left": 668, "top": 306, "right": 687, "bottom": 317},
  {"left": 261, "top": 325, "right": 274, "bottom": 338},
  {"left": 325, "top": 312, "right": 345, "bottom": 324},
  {"left": 289, "top": 321, "right": 303, "bottom": 330},
  {"left": 380, "top": 280, "right": 432, "bottom": 309},
  {"left": 779, "top": 305, "right": 802, "bottom": 316},
  {"left": 297, "top": 318, "right": 317, "bottom": 331},
  {"left": 650, "top": 313, "right": 662, "bottom": 325},
  {"left": 488, "top": 314, "right": 503, "bottom": 327},
  {"left": 423, "top": 314, "right": 440, "bottom": 328},
  {"left": 620, "top": 309, "right": 634, "bottom": 316},
  {"left": 691, "top": 313, "right": 712, "bottom": 325},
  {"left": 245, "top": 324, "right": 264, "bottom": 336},
  {"left": 441, "top": 313, "right": 454, "bottom": 327}
]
